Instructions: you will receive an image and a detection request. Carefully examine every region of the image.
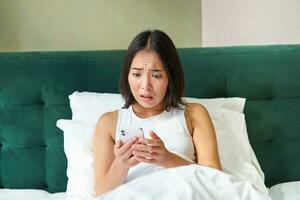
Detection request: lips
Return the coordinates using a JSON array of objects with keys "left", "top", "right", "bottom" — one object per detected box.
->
[{"left": 140, "top": 95, "right": 153, "bottom": 103}]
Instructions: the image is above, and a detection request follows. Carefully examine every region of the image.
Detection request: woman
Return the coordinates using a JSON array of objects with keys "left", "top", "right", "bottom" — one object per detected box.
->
[{"left": 93, "top": 30, "right": 221, "bottom": 196}]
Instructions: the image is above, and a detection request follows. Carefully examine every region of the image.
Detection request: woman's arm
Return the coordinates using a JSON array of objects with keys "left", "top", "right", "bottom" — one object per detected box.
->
[
  {"left": 93, "top": 111, "right": 139, "bottom": 196},
  {"left": 187, "top": 103, "right": 222, "bottom": 170}
]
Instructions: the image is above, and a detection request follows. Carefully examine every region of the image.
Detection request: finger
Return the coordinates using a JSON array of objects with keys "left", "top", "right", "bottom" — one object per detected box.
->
[
  {"left": 122, "top": 147, "right": 134, "bottom": 159},
  {"left": 118, "top": 146, "right": 135, "bottom": 162},
  {"left": 119, "top": 137, "right": 138, "bottom": 153},
  {"left": 114, "top": 140, "right": 121, "bottom": 146},
  {"left": 132, "top": 144, "right": 158, "bottom": 153},
  {"left": 134, "top": 155, "right": 156, "bottom": 163},
  {"left": 114, "top": 140, "right": 122, "bottom": 152},
  {"left": 150, "top": 130, "right": 160, "bottom": 140},
  {"left": 138, "top": 137, "right": 159, "bottom": 146},
  {"left": 128, "top": 156, "right": 140, "bottom": 167},
  {"left": 133, "top": 150, "right": 156, "bottom": 159}
]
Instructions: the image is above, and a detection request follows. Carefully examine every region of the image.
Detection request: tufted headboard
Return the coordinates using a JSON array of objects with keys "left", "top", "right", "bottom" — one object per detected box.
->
[{"left": 1, "top": 44, "right": 300, "bottom": 192}]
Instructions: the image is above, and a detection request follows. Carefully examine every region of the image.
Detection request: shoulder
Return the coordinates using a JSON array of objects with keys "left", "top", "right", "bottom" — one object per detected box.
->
[
  {"left": 185, "top": 103, "right": 213, "bottom": 133},
  {"left": 185, "top": 103, "right": 209, "bottom": 122},
  {"left": 184, "top": 103, "right": 210, "bottom": 135},
  {"left": 97, "top": 110, "right": 118, "bottom": 125},
  {"left": 95, "top": 110, "right": 119, "bottom": 139}
]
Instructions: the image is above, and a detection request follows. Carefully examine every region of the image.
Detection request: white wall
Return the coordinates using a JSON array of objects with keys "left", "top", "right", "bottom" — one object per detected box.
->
[{"left": 202, "top": 0, "right": 300, "bottom": 47}]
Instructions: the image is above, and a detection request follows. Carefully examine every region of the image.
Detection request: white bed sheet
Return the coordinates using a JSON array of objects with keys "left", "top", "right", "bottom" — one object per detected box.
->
[
  {"left": 96, "top": 164, "right": 271, "bottom": 200},
  {"left": 268, "top": 181, "right": 300, "bottom": 200},
  {"left": 0, "top": 189, "right": 67, "bottom": 200},
  {"left": 1, "top": 181, "right": 300, "bottom": 200}
]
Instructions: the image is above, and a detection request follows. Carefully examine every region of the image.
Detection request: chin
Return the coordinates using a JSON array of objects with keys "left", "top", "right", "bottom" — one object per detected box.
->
[
  {"left": 138, "top": 102, "right": 156, "bottom": 108},
  {"left": 135, "top": 99, "right": 156, "bottom": 109}
]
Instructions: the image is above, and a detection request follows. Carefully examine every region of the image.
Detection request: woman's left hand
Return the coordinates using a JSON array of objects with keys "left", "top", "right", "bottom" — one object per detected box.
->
[{"left": 131, "top": 130, "right": 172, "bottom": 166}]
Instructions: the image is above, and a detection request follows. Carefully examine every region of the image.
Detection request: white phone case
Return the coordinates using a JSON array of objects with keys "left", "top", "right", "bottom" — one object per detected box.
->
[{"left": 119, "top": 127, "right": 144, "bottom": 143}]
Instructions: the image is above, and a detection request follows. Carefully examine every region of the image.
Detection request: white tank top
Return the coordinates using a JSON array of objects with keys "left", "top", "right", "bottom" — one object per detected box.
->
[{"left": 115, "top": 105, "right": 196, "bottom": 182}]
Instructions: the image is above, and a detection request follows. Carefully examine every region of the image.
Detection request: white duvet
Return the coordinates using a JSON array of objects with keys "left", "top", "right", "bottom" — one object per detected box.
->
[
  {"left": 96, "top": 164, "right": 271, "bottom": 200},
  {"left": 0, "top": 189, "right": 66, "bottom": 200},
  {"left": 2, "top": 169, "right": 300, "bottom": 200}
]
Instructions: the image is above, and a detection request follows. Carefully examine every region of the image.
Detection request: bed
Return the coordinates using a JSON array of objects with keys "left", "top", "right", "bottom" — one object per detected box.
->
[{"left": 1, "top": 44, "right": 300, "bottom": 199}]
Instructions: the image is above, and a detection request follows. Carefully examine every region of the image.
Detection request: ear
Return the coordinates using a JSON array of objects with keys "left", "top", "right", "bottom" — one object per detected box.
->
[{"left": 150, "top": 130, "right": 160, "bottom": 140}]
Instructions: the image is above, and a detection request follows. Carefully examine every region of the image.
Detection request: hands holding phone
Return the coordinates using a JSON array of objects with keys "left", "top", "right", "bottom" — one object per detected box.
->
[
  {"left": 114, "top": 137, "right": 140, "bottom": 168},
  {"left": 131, "top": 130, "right": 172, "bottom": 166},
  {"left": 113, "top": 127, "right": 144, "bottom": 168},
  {"left": 114, "top": 129, "right": 172, "bottom": 168}
]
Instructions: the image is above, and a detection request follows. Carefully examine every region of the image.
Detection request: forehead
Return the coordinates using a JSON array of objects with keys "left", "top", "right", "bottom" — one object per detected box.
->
[{"left": 130, "top": 49, "right": 164, "bottom": 69}]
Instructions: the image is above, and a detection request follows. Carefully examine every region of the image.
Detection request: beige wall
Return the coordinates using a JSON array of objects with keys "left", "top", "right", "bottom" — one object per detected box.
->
[
  {"left": 0, "top": 0, "right": 201, "bottom": 52},
  {"left": 202, "top": 0, "right": 300, "bottom": 47}
]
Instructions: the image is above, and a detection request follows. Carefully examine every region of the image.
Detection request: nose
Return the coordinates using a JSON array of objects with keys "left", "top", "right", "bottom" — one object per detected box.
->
[{"left": 141, "top": 74, "right": 151, "bottom": 90}]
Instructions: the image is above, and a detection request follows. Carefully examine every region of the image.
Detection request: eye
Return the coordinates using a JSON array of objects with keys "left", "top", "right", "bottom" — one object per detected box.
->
[
  {"left": 132, "top": 73, "right": 141, "bottom": 78},
  {"left": 152, "top": 73, "right": 162, "bottom": 79}
]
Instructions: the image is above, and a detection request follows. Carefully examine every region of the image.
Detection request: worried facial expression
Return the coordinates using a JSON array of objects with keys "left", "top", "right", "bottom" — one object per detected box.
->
[{"left": 128, "top": 49, "right": 169, "bottom": 109}]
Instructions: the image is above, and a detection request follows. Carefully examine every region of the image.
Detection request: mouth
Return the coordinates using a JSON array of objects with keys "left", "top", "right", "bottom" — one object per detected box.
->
[{"left": 140, "top": 95, "right": 153, "bottom": 103}]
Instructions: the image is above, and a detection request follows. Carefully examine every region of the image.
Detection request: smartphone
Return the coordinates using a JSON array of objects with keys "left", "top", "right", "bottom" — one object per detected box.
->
[{"left": 119, "top": 127, "right": 144, "bottom": 143}]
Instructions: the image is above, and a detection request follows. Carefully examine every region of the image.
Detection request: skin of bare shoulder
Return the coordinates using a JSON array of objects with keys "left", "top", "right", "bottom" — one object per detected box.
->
[
  {"left": 93, "top": 110, "right": 118, "bottom": 180},
  {"left": 185, "top": 103, "right": 222, "bottom": 170},
  {"left": 97, "top": 111, "right": 118, "bottom": 140}
]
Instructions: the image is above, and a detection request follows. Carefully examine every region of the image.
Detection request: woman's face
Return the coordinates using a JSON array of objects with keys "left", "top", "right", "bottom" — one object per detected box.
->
[{"left": 128, "top": 49, "right": 169, "bottom": 110}]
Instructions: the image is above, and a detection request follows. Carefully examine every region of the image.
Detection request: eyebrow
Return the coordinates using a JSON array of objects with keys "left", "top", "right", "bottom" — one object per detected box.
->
[{"left": 131, "top": 67, "right": 164, "bottom": 72}]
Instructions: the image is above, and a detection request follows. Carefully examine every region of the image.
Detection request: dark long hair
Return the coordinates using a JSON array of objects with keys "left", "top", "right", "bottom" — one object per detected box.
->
[{"left": 119, "top": 30, "right": 185, "bottom": 111}]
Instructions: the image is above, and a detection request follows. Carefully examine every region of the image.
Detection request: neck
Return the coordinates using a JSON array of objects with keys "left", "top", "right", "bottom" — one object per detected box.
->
[{"left": 132, "top": 103, "right": 165, "bottom": 118}]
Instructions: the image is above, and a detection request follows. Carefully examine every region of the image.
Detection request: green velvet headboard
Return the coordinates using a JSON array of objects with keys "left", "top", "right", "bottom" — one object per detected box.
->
[{"left": 1, "top": 44, "right": 300, "bottom": 193}]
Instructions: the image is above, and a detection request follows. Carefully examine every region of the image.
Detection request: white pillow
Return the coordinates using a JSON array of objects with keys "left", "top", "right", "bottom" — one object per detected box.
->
[
  {"left": 69, "top": 91, "right": 246, "bottom": 122},
  {"left": 183, "top": 96, "right": 246, "bottom": 113},
  {"left": 69, "top": 92, "right": 124, "bottom": 122},
  {"left": 56, "top": 120, "right": 96, "bottom": 200},
  {"left": 209, "top": 109, "right": 267, "bottom": 194},
  {"left": 57, "top": 111, "right": 267, "bottom": 200}
]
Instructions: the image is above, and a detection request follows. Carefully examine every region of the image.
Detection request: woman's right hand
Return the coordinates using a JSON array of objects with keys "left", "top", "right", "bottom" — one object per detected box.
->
[{"left": 114, "top": 137, "right": 140, "bottom": 168}]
